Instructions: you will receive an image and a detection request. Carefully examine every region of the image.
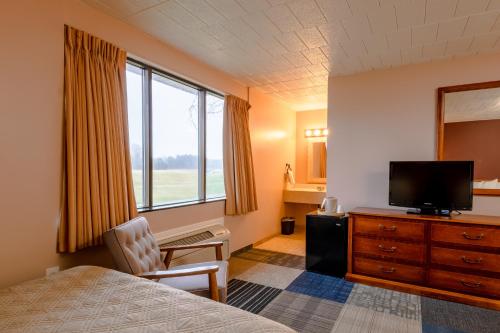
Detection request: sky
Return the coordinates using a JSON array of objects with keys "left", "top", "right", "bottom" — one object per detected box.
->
[{"left": 126, "top": 65, "right": 223, "bottom": 161}]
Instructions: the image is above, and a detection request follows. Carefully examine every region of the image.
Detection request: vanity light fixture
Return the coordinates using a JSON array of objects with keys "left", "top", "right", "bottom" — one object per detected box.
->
[{"left": 305, "top": 128, "right": 329, "bottom": 138}]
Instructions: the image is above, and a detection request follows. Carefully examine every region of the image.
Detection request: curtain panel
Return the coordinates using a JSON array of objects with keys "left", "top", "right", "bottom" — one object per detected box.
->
[
  {"left": 223, "top": 95, "right": 258, "bottom": 216},
  {"left": 58, "top": 26, "right": 137, "bottom": 253}
]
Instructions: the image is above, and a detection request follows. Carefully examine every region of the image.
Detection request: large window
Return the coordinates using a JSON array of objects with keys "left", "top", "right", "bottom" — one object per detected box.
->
[{"left": 126, "top": 60, "right": 225, "bottom": 210}]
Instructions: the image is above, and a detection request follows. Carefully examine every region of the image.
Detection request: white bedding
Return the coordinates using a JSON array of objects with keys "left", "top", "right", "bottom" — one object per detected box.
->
[{"left": 0, "top": 266, "right": 295, "bottom": 333}]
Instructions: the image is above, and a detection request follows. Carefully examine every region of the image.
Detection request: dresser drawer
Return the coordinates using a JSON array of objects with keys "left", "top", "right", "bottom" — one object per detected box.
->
[
  {"left": 354, "top": 237, "right": 425, "bottom": 264},
  {"left": 353, "top": 257, "right": 425, "bottom": 284},
  {"left": 431, "top": 247, "right": 500, "bottom": 273},
  {"left": 431, "top": 224, "right": 500, "bottom": 248},
  {"left": 429, "top": 269, "right": 500, "bottom": 299},
  {"left": 353, "top": 217, "right": 425, "bottom": 241}
]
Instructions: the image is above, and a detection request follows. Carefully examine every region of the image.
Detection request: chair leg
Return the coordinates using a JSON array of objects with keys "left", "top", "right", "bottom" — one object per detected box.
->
[{"left": 208, "top": 272, "right": 219, "bottom": 302}]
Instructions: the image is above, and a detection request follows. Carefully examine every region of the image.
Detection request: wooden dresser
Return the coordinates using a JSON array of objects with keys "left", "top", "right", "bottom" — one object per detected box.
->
[{"left": 347, "top": 207, "right": 500, "bottom": 310}]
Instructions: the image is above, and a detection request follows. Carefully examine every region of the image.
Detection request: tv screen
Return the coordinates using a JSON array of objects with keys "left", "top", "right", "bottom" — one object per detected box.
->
[{"left": 389, "top": 161, "right": 473, "bottom": 211}]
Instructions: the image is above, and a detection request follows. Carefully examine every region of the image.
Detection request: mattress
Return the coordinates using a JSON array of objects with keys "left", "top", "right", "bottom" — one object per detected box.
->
[{"left": 0, "top": 266, "right": 295, "bottom": 332}]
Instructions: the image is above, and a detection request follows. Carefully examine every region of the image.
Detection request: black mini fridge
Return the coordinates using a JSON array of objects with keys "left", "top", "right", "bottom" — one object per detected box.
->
[{"left": 306, "top": 212, "right": 348, "bottom": 277}]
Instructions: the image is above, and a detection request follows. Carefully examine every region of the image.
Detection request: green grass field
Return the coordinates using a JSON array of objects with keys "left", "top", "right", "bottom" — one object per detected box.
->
[{"left": 132, "top": 169, "right": 224, "bottom": 206}]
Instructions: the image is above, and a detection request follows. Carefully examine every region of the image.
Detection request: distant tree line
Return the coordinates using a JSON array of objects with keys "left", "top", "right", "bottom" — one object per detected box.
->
[{"left": 131, "top": 144, "right": 222, "bottom": 170}]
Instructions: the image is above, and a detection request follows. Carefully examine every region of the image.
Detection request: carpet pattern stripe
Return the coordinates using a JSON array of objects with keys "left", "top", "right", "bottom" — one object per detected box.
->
[{"left": 227, "top": 279, "right": 282, "bottom": 314}]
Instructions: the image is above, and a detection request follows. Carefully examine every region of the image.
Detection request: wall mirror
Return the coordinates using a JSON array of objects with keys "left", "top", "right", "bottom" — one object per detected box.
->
[
  {"left": 437, "top": 81, "right": 500, "bottom": 196},
  {"left": 307, "top": 141, "right": 327, "bottom": 184}
]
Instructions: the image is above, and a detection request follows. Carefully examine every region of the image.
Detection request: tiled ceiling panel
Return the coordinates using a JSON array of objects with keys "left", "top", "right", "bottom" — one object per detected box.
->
[{"left": 84, "top": 0, "right": 500, "bottom": 110}]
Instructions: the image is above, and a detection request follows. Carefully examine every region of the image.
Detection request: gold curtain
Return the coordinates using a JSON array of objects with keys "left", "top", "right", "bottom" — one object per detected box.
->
[
  {"left": 58, "top": 26, "right": 137, "bottom": 253},
  {"left": 223, "top": 95, "right": 258, "bottom": 216}
]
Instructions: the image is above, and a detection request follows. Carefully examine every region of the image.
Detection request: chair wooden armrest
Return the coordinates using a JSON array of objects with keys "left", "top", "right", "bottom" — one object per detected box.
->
[
  {"left": 137, "top": 265, "right": 220, "bottom": 301},
  {"left": 160, "top": 241, "right": 224, "bottom": 268}
]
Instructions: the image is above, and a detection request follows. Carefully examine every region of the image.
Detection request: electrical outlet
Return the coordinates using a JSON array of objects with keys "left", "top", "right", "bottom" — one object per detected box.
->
[{"left": 46, "top": 266, "right": 60, "bottom": 276}]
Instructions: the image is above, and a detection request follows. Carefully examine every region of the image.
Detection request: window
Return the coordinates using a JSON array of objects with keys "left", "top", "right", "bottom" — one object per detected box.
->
[
  {"left": 206, "top": 93, "right": 225, "bottom": 199},
  {"left": 126, "top": 63, "right": 145, "bottom": 208},
  {"left": 126, "top": 60, "right": 225, "bottom": 210}
]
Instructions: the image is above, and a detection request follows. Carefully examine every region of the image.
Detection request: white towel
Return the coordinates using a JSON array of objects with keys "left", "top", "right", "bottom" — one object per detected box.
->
[{"left": 287, "top": 169, "right": 295, "bottom": 185}]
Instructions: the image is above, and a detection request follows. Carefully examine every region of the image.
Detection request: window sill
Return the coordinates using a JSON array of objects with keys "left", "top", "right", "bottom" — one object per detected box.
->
[{"left": 138, "top": 197, "right": 226, "bottom": 214}]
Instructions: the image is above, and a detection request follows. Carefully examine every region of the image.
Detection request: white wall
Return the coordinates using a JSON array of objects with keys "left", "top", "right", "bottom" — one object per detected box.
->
[{"left": 327, "top": 53, "right": 500, "bottom": 215}]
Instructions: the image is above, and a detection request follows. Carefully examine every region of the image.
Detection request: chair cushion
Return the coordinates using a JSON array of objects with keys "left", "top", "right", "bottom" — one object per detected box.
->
[
  {"left": 103, "top": 217, "right": 164, "bottom": 274},
  {"left": 159, "top": 261, "right": 228, "bottom": 302}
]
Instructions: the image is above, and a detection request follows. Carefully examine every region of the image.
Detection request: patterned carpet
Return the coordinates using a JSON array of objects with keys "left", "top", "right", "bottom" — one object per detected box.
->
[{"left": 228, "top": 247, "right": 500, "bottom": 333}]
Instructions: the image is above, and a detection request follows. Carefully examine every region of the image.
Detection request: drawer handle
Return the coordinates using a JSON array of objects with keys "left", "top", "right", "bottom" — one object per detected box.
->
[
  {"left": 462, "top": 232, "right": 484, "bottom": 240},
  {"left": 461, "top": 256, "right": 483, "bottom": 264},
  {"left": 460, "top": 280, "right": 482, "bottom": 288},
  {"left": 379, "top": 224, "right": 397, "bottom": 231},
  {"left": 378, "top": 244, "right": 397, "bottom": 253},
  {"left": 379, "top": 266, "right": 395, "bottom": 273}
]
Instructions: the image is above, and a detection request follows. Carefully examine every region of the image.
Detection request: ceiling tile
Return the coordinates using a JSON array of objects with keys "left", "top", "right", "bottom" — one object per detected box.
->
[
  {"left": 296, "top": 27, "right": 328, "bottom": 48},
  {"left": 368, "top": 5, "right": 397, "bottom": 34},
  {"left": 301, "top": 47, "right": 328, "bottom": 64},
  {"left": 455, "top": 0, "right": 489, "bottom": 17},
  {"left": 317, "top": 22, "right": 349, "bottom": 44},
  {"left": 258, "top": 35, "right": 289, "bottom": 55},
  {"left": 236, "top": 0, "right": 271, "bottom": 13},
  {"left": 157, "top": 2, "right": 207, "bottom": 30},
  {"left": 266, "top": 4, "right": 303, "bottom": 32},
  {"left": 425, "top": 0, "right": 458, "bottom": 23},
  {"left": 387, "top": 28, "right": 412, "bottom": 50},
  {"left": 412, "top": 23, "right": 438, "bottom": 46},
  {"left": 306, "top": 63, "right": 328, "bottom": 75},
  {"left": 470, "top": 33, "right": 500, "bottom": 51},
  {"left": 340, "top": 38, "right": 367, "bottom": 56},
  {"left": 283, "top": 51, "right": 312, "bottom": 67},
  {"left": 422, "top": 41, "right": 447, "bottom": 58},
  {"left": 243, "top": 11, "right": 281, "bottom": 36},
  {"left": 445, "top": 36, "right": 473, "bottom": 55},
  {"left": 288, "top": 0, "right": 326, "bottom": 28},
  {"left": 488, "top": 0, "right": 500, "bottom": 10},
  {"left": 341, "top": 14, "right": 372, "bottom": 39},
  {"left": 221, "top": 18, "right": 262, "bottom": 42},
  {"left": 401, "top": 45, "right": 423, "bottom": 63},
  {"left": 205, "top": 0, "right": 247, "bottom": 19},
  {"left": 362, "top": 33, "right": 388, "bottom": 54},
  {"left": 349, "top": 0, "right": 380, "bottom": 15},
  {"left": 177, "top": 0, "right": 226, "bottom": 25},
  {"left": 316, "top": 0, "right": 352, "bottom": 21},
  {"left": 463, "top": 11, "right": 499, "bottom": 36},
  {"left": 437, "top": 17, "right": 468, "bottom": 41},
  {"left": 395, "top": 0, "right": 426, "bottom": 29},
  {"left": 358, "top": 53, "right": 383, "bottom": 69},
  {"left": 278, "top": 32, "right": 308, "bottom": 51},
  {"left": 379, "top": 50, "right": 402, "bottom": 67}
]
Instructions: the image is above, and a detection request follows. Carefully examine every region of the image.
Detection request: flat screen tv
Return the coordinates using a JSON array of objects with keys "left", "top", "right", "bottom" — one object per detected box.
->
[{"left": 389, "top": 161, "right": 473, "bottom": 215}]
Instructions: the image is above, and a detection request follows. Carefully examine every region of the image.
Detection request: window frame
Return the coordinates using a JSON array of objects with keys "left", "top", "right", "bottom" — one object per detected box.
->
[{"left": 126, "top": 58, "right": 225, "bottom": 212}]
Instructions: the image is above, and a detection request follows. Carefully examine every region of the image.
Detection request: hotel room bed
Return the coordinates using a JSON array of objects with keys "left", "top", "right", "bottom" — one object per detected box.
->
[{"left": 0, "top": 266, "right": 295, "bottom": 333}]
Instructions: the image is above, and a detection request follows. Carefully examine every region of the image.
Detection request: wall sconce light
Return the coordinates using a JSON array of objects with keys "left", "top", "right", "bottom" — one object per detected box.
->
[{"left": 305, "top": 128, "right": 329, "bottom": 138}]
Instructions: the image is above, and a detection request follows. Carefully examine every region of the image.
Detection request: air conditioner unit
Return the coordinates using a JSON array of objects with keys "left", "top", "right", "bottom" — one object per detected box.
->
[{"left": 154, "top": 218, "right": 230, "bottom": 267}]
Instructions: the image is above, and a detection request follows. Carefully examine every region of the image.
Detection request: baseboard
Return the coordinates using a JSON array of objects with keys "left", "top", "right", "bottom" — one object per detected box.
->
[{"left": 231, "top": 244, "right": 253, "bottom": 256}]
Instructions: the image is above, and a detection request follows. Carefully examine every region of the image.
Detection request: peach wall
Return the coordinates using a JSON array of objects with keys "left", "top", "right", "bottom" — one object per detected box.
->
[
  {"left": 0, "top": 0, "right": 295, "bottom": 288},
  {"left": 328, "top": 53, "right": 500, "bottom": 216},
  {"left": 295, "top": 110, "right": 327, "bottom": 184}
]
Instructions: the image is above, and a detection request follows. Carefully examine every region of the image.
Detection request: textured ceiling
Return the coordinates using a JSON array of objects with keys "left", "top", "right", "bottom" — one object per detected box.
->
[
  {"left": 444, "top": 87, "right": 500, "bottom": 122},
  {"left": 84, "top": 0, "right": 500, "bottom": 110}
]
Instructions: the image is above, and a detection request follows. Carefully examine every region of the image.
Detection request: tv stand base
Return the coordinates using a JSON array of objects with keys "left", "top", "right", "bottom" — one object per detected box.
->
[{"left": 406, "top": 208, "right": 451, "bottom": 216}]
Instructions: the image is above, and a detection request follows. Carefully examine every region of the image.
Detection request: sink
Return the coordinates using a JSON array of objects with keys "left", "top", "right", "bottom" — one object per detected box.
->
[{"left": 283, "top": 184, "right": 326, "bottom": 204}]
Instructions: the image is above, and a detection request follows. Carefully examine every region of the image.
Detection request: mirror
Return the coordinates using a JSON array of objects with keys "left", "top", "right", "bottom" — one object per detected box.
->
[
  {"left": 437, "top": 81, "right": 500, "bottom": 196},
  {"left": 307, "top": 141, "right": 327, "bottom": 184}
]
